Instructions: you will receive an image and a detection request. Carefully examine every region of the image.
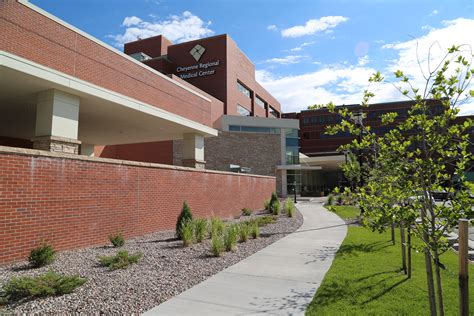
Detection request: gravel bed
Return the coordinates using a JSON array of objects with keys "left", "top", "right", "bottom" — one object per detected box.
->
[{"left": 0, "top": 210, "right": 303, "bottom": 314}]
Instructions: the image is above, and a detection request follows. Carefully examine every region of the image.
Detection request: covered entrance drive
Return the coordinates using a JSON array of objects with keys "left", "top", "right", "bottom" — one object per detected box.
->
[
  {"left": 0, "top": 51, "right": 217, "bottom": 168},
  {"left": 291, "top": 154, "right": 346, "bottom": 197}
]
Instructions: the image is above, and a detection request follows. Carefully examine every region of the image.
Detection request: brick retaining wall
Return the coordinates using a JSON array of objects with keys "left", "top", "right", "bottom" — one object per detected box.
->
[{"left": 0, "top": 147, "right": 275, "bottom": 264}]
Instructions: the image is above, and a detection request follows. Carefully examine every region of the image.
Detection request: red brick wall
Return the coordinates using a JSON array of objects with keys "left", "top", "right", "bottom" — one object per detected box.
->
[
  {"left": 0, "top": 1, "right": 212, "bottom": 126},
  {"left": 0, "top": 148, "right": 275, "bottom": 264},
  {"left": 95, "top": 141, "right": 173, "bottom": 165}
]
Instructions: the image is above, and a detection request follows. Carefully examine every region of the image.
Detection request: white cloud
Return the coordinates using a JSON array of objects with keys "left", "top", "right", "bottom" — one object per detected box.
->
[
  {"left": 257, "top": 18, "right": 474, "bottom": 115},
  {"left": 281, "top": 16, "right": 348, "bottom": 38},
  {"left": 290, "top": 41, "right": 316, "bottom": 52},
  {"left": 267, "top": 24, "right": 278, "bottom": 31},
  {"left": 358, "top": 55, "right": 369, "bottom": 66},
  {"left": 123, "top": 16, "right": 142, "bottom": 27},
  {"left": 112, "top": 11, "right": 214, "bottom": 46},
  {"left": 264, "top": 55, "right": 307, "bottom": 65},
  {"left": 421, "top": 25, "right": 434, "bottom": 31},
  {"left": 430, "top": 9, "right": 439, "bottom": 16}
]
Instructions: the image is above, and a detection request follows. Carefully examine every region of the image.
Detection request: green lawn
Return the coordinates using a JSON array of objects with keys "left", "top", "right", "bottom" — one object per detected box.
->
[
  {"left": 306, "top": 226, "right": 474, "bottom": 315},
  {"left": 326, "top": 205, "right": 360, "bottom": 220}
]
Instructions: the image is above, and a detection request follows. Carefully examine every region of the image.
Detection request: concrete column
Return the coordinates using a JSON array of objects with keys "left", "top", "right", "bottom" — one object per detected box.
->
[
  {"left": 280, "top": 129, "right": 286, "bottom": 165},
  {"left": 281, "top": 169, "right": 288, "bottom": 198},
  {"left": 81, "top": 144, "right": 95, "bottom": 157},
  {"left": 32, "top": 89, "right": 81, "bottom": 154},
  {"left": 182, "top": 133, "right": 205, "bottom": 169}
]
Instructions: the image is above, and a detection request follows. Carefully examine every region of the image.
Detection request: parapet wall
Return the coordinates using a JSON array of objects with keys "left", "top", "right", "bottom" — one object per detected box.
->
[{"left": 0, "top": 146, "right": 275, "bottom": 264}]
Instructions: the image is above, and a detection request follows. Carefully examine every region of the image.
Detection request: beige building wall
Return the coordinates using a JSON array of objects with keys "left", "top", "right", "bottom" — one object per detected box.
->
[{"left": 173, "top": 131, "right": 282, "bottom": 195}]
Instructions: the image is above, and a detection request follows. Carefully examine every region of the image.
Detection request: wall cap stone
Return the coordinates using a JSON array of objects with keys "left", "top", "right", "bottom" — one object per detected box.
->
[{"left": 0, "top": 145, "right": 275, "bottom": 179}]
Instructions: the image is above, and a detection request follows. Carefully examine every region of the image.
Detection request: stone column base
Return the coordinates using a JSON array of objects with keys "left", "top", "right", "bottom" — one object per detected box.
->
[
  {"left": 182, "top": 159, "right": 206, "bottom": 169},
  {"left": 32, "top": 136, "right": 81, "bottom": 154}
]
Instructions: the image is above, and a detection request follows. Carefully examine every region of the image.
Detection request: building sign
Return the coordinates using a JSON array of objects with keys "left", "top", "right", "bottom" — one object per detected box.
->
[
  {"left": 176, "top": 60, "right": 220, "bottom": 79},
  {"left": 176, "top": 44, "right": 220, "bottom": 79}
]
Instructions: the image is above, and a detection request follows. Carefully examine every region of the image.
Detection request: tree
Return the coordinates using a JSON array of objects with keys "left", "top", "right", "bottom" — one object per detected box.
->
[
  {"left": 326, "top": 44, "right": 473, "bottom": 316},
  {"left": 176, "top": 201, "right": 193, "bottom": 239}
]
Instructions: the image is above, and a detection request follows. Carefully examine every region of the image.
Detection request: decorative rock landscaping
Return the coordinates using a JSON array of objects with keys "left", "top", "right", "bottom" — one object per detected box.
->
[{"left": 0, "top": 210, "right": 303, "bottom": 314}]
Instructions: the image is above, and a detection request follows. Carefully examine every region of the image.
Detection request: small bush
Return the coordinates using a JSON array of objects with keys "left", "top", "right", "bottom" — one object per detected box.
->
[
  {"left": 337, "top": 195, "right": 344, "bottom": 205},
  {"left": 211, "top": 234, "right": 225, "bottom": 257},
  {"left": 98, "top": 250, "right": 142, "bottom": 270},
  {"left": 270, "top": 192, "right": 279, "bottom": 206},
  {"left": 256, "top": 215, "right": 277, "bottom": 227},
  {"left": 327, "top": 194, "right": 335, "bottom": 206},
  {"left": 194, "top": 218, "right": 208, "bottom": 243},
  {"left": 271, "top": 200, "right": 281, "bottom": 215},
  {"left": 210, "top": 217, "right": 225, "bottom": 238},
  {"left": 263, "top": 199, "right": 271, "bottom": 211},
  {"left": 29, "top": 243, "right": 55, "bottom": 268},
  {"left": 109, "top": 233, "right": 125, "bottom": 247},
  {"left": 238, "top": 222, "right": 251, "bottom": 242},
  {"left": 176, "top": 201, "right": 193, "bottom": 239},
  {"left": 0, "top": 270, "right": 86, "bottom": 304},
  {"left": 250, "top": 222, "right": 260, "bottom": 239},
  {"left": 181, "top": 220, "right": 195, "bottom": 247},
  {"left": 285, "top": 198, "right": 296, "bottom": 218},
  {"left": 223, "top": 224, "right": 238, "bottom": 252},
  {"left": 241, "top": 208, "right": 252, "bottom": 216}
]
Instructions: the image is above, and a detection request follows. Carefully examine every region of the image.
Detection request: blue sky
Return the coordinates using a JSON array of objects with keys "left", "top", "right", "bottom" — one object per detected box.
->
[{"left": 31, "top": 0, "right": 474, "bottom": 114}]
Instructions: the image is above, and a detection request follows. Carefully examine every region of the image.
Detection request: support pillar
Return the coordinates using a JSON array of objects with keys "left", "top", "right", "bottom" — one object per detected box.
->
[
  {"left": 182, "top": 133, "right": 205, "bottom": 169},
  {"left": 32, "top": 90, "right": 80, "bottom": 154}
]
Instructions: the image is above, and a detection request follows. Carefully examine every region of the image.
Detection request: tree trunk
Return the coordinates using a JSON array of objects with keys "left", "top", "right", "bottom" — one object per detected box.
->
[
  {"left": 425, "top": 248, "right": 437, "bottom": 316},
  {"left": 391, "top": 223, "right": 396, "bottom": 245},
  {"left": 407, "top": 226, "right": 412, "bottom": 279},
  {"left": 433, "top": 250, "right": 445, "bottom": 316},
  {"left": 400, "top": 224, "right": 407, "bottom": 275}
]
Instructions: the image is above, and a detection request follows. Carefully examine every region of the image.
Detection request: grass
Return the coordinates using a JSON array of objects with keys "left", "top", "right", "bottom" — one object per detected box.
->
[
  {"left": 306, "top": 226, "right": 474, "bottom": 316},
  {"left": 326, "top": 205, "right": 360, "bottom": 220}
]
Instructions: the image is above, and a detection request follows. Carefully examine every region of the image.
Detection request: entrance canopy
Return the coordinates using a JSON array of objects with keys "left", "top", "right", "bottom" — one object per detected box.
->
[
  {"left": 0, "top": 51, "right": 217, "bottom": 146},
  {"left": 300, "top": 154, "right": 346, "bottom": 172}
]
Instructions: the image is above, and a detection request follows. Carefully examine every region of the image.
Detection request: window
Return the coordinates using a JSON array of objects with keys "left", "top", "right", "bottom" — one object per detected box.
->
[
  {"left": 285, "top": 128, "right": 299, "bottom": 165},
  {"left": 237, "top": 81, "right": 251, "bottom": 98},
  {"left": 255, "top": 96, "right": 265, "bottom": 108},
  {"left": 228, "top": 125, "right": 280, "bottom": 134},
  {"left": 237, "top": 104, "right": 251, "bottom": 116},
  {"left": 269, "top": 106, "right": 279, "bottom": 118}
]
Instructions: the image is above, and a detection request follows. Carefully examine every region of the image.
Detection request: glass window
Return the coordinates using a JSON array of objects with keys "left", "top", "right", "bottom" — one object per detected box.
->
[
  {"left": 237, "top": 81, "right": 251, "bottom": 98},
  {"left": 228, "top": 125, "right": 280, "bottom": 134},
  {"left": 285, "top": 129, "right": 298, "bottom": 138},
  {"left": 269, "top": 106, "right": 279, "bottom": 118},
  {"left": 286, "top": 138, "right": 299, "bottom": 147},
  {"left": 255, "top": 97, "right": 265, "bottom": 108},
  {"left": 237, "top": 104, "right": 251, "bottom": 116},
  {"left": 285, "top": 147, "right": 299, "bottom": 164}
]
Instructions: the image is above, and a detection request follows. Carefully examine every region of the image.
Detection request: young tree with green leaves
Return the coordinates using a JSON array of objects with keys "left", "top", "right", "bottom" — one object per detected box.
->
[{"left": 325, "top": 44, "right": 473, "bottom": 316}]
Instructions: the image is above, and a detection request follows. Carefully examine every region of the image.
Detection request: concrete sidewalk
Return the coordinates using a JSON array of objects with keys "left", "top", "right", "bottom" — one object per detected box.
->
[{"left": 144, "top": 200, "right": 347, "bottom": 315}]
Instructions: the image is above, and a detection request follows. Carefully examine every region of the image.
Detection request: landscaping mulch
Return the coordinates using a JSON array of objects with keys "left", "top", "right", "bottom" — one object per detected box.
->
[{"left": 0, "top": 210, "right": 303, "bottom": 314}]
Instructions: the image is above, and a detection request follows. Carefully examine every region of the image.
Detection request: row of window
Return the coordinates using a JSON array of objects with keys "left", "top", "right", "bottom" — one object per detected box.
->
[
  {"left": 229, "top": 125, "right": 281, "bottom": 134},
  {"left": 302, "top": 126, "right": 396, "bottom": 140},
  {"left": 303, "top": 106, "right": 445, "bottom": 126},
  {"left": 236, "top": 81, "right": 280, "bottom": 117}
]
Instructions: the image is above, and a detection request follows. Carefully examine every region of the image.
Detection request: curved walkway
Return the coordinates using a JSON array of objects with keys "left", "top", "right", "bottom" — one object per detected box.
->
[{"left": 144, "top": 199, "right": 347, "bottom": 315}]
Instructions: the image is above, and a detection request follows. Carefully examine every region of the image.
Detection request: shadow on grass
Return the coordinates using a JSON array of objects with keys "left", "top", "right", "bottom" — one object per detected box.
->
[
  {"left": 337, "top": 240, "right": 391, "bottom": 257},
  {"left": 362, "top": 277, "right": 408, "bottom": 304},
  {"left": 312, "top": 271, "right": 408, "bottom": 308}
]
